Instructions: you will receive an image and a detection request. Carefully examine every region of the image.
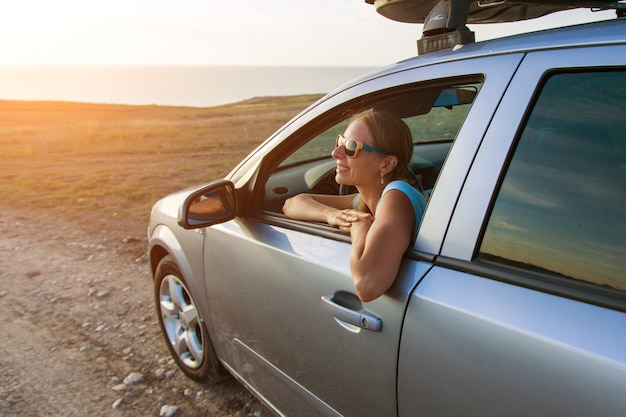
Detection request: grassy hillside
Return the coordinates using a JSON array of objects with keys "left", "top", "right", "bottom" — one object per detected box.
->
[{"left": 0, "top": 95, "right": 322, "bottom": 241}]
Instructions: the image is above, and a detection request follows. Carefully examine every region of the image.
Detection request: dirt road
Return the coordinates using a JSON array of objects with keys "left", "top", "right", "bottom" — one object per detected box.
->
[{"left": 0, "top": 208, "right": 272, "bottom": 417}]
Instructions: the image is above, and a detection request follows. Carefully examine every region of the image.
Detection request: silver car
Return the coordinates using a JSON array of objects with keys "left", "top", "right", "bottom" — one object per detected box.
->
[{"left": 148, "top": 5, "right": 626, "bottom": 416}]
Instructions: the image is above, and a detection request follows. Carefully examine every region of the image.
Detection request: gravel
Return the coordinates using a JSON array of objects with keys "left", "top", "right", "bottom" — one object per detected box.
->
[{"left": 0, "top": 209, "right": 272, "bottom": 417}]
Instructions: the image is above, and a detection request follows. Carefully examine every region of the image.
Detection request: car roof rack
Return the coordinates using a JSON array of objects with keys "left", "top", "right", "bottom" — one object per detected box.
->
[
  {"left": 366, "top": 0, "right": 624, "bottom": 54},
  {"left": 418, "top": 0, "right": 476, "bottom": 54}
]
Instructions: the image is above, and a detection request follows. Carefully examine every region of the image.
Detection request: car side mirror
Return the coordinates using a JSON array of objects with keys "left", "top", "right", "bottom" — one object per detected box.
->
[{"left": 178, "top": 180, "right": 238, "bottom": 229}]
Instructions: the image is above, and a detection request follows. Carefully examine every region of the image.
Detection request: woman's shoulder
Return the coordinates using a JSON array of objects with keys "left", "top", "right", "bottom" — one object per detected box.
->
[
  {"left": 381, "top": 180, "right": 426, "bottom": 212},
  {"left": 383, "top": 180, "right": 420, "bottom": 197},
  {"left": 381, "top": 181, "right": 427, "bottom": 242}
]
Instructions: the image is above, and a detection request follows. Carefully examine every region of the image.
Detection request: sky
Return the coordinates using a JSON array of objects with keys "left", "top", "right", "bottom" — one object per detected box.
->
[{"left": 0, "top": 0, "right": 616, "bottom": 67}]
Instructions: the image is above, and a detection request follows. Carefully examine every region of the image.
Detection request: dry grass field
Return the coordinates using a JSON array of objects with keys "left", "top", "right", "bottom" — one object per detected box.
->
[{"left": 0, "top": 95, "right": 321, "bottom": 242}]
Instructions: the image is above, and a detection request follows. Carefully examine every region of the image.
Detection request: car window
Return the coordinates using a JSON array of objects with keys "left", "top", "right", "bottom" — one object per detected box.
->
[
  {"left": 279, "top": 84, "right": 479, "bottom": 168},
  {"left": 403, "top": 85, "right": 477, "bottom": 144},
  {"left": 262, "top": 81, "right": 482, "bottom": 214},
  {"left": 280, "top": 120, "right": 349, "bottom": 167},
  {"left": 478, "top": 71, "right": 626, "bottom": 291}
]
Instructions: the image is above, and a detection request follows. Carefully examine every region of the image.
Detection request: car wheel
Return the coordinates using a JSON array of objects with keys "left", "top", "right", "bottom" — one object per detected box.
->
[{"left": 154, "top": 255, "right": 226, "bottom": 382}]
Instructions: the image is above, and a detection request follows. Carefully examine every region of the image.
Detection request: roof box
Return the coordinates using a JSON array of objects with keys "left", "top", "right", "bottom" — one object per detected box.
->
[
  {"left": 366, "top": 0, "right": 618, "bottom": 24},
  {"left": 366, "top": 0, "right": 622, "bottom": 54}
]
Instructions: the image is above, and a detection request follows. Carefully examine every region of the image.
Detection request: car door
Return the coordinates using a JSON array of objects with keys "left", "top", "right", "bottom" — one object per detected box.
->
[
  {"left": 202, "top": 54, "right": 523, "bottom": 416},
  {"left": 398, "top": 44, "right": 626, "bottom": 416}
]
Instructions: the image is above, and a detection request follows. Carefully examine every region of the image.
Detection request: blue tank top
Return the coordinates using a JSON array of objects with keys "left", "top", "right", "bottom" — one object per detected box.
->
[
  {"left": 353, "top": 181, "right": 426, "bottom": 244},
  {"left": 377, "top": 181, "right": 426, "bottom": 243}
]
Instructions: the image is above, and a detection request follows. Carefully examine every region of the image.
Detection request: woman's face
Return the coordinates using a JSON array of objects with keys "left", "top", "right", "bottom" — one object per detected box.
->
[{"left": 332, "top": 120, "right": 384, "bottom": 188}]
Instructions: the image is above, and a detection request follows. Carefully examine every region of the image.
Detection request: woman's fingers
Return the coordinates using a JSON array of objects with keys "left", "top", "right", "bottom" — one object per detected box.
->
[{"left": 334, "top": 209, "right": 372, "bottom": 227}]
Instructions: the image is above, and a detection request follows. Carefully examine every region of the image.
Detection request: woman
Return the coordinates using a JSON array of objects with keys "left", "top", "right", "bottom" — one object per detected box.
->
[{"left": 283, "top": 111, "right": 426, "bottom": 301}]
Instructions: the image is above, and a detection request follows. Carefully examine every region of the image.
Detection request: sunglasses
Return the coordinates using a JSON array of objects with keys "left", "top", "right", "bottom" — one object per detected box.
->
[{"left": 335, "top": 134, "right": 390, "bottom": 158}]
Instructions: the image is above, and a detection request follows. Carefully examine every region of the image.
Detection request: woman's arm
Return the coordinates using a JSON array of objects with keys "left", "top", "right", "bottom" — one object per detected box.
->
[
  {"left": 282, "top": 193, "right": 369, "bottom": 228},
  {"left": 349, "top": 190, "right": 414, "bottom": 302}
]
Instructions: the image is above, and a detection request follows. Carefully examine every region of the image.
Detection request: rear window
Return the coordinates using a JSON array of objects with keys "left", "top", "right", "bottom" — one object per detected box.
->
[{"left": 478, "top": 71, "right": 626, "bottom": 291}]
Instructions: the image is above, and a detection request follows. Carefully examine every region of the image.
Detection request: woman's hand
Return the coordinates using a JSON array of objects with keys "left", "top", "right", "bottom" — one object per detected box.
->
[{"left": 327, "top": 209, "right": 372, "bottom": 230}]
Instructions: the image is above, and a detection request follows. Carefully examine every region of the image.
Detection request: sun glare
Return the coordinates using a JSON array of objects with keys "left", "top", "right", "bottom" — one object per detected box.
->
[{"left": 0, "top": 1, "right": 619, "bottom": 66}]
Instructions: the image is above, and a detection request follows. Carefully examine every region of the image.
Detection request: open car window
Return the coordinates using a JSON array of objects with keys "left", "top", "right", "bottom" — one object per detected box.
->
[
  {"left": 262, "top": 81, "right": 482, "bottom": 216},
  {"left": 280, "top": 120, "right": 349, "bottom": 168}
]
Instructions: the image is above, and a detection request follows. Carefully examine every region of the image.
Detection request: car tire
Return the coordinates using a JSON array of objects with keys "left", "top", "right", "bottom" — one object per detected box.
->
[{"left": 154, "top": 255, "right": 227, "bottom": 383}]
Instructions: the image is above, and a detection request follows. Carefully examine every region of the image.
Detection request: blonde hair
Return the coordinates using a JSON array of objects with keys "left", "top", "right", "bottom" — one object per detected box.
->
[
  {"left": 350, "top": 110, "right": 413, "bottom": 181},
  {"left": 349, "top": 110, "right": 416, "bottom": 212}
]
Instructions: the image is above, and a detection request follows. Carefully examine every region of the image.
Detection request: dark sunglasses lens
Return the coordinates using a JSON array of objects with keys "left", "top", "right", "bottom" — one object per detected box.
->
[{"left": 344, "top": 139, "right": 357, "bottom": 156}]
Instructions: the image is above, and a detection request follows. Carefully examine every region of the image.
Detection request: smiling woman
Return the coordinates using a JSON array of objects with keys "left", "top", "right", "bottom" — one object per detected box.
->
[{"left": 282, "top": 110, "right": 427, "bottom": 301}]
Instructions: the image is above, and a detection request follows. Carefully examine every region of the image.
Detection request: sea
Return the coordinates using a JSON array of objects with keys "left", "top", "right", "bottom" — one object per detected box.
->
[{"left": 0, "top": 65, "right": 377, "bottom": 108}]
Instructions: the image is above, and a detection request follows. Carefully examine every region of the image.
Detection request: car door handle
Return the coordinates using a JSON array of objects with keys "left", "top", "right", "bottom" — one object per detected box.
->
[{"left": 321, "top": 295, "right": 382, "bottom": 331}]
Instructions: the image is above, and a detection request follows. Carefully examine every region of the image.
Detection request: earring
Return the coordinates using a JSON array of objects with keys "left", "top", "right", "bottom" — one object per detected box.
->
[{"left": 380, "top": 173, "right": 385, "bottom": 185}]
